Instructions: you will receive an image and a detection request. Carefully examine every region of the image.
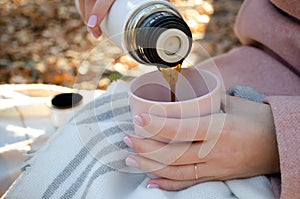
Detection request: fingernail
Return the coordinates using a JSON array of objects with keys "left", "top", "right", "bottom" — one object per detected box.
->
[
  {"left": 123, "top": 136, "right": 133, "bottom": 148},
  {"left": 87, "top": 15, "right": 97, "bottom": 27},
  {"left": 134, "top": 115, "right": 144, "bottom": 127},
  {"left": 125, "top": 157, "right": 138, "bottom": 168},
  {"left": 147, "top": 183, "right": 160, "bottom": 189}
]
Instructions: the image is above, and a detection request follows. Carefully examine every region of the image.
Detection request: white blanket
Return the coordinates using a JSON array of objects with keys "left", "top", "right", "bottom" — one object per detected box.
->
[{"left": 3, "top": 81, "right": 275, "bottom": 199}]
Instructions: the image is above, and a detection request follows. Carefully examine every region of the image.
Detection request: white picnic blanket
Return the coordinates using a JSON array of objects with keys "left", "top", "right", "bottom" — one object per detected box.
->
[
  {"left": 0, "top": 84, "right": 104, "bottom": 197},
  {"left": 2, "top": 81, "right": 275, "bottom": 199}
]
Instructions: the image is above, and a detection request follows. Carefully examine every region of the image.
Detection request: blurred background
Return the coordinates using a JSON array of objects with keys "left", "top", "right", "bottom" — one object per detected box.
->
[{"left": 0, "top": 0, "right": 243, "bottom": 90}]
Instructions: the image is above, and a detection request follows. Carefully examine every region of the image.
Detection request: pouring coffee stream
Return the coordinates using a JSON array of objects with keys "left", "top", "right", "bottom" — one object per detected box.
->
[{"left": 159, "top": 64, "right": 182, "bottom": 102}]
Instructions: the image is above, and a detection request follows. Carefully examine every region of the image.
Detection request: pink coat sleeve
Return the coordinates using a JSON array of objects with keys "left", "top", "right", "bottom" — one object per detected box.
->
[
  {"left": 200, "top": 0, "right": 300, "bottom": 198},
  {"left": 198, "top": 0, "right": 300, "bottom": 197},
  {"left": 264, "top": 96, "right": 300, "bottom": 199}
]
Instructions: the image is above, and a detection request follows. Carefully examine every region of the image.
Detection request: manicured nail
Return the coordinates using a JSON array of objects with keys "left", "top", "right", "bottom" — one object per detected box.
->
[
  {"left": 146, "top": 183, "right": 160, "bottom": 189},
  {"left": 123, "top": 136, "right": 133, "bottom": 148},
  {"left": 87, "top": 15, "right": 97, "bottom": 27},
  {"left": 125, "top": 157, "right": 138, "bottom": 168},
  {"left": 134, "top": 115, "right": 144, "bottom": 126}
]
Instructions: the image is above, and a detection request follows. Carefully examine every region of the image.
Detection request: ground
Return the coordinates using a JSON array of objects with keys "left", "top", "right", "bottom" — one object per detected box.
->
[{"left": 0, "top": 0, "right": 243, "bottom": 90}]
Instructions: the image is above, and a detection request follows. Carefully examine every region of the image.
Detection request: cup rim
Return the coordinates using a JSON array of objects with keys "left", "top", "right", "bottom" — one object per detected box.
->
[{"left": 128, "top": 68, "right": 220, "bottom": 105}]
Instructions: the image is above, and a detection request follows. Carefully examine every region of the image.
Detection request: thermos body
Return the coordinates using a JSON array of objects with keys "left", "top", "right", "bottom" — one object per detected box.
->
[{"left": 75, "top": 0, "right": 192, "bottom": 68}]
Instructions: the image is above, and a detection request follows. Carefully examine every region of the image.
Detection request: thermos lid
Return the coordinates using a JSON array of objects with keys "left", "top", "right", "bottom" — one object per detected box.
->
[
  {"left": 156, "top": 28, "right": 190, "bottom": 63},
  {"left": 51, "top": 93, "right": 83, "bottom": 109},
  {"left": 135, "top": 11, "right": 192, "bottom": 68}
]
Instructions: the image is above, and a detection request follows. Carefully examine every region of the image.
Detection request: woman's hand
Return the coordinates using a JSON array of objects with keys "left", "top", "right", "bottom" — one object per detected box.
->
[
  {"left": 77, "top": 0, "right": 115, "bottom": 38},
  {"left": 124, "top": 95, "right": 280, "bottom": 191}
]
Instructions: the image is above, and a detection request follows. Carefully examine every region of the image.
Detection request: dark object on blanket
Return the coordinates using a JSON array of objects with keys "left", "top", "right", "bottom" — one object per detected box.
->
[{"left": 51, "top": 93, "right": 83, "bottom": 109}]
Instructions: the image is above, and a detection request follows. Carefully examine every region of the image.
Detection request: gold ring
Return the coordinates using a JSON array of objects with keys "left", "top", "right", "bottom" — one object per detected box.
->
[{"left": 194, "top": 164, "right": 198, "bottom": 180}]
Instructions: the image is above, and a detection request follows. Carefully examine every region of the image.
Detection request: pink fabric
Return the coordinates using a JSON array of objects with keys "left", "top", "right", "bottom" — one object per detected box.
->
[
  {"left": 234, "top": 0, "right": 300, "bottom": 73},
  {"left": 197, "top": 0, "right": 300, "bottom": 198},
  {"left": 198, "top": 46, "right": 300, "bottom": 95},
  {"left": 271, "top": 0, "right": 300, "bottom": 20},
  {"left": 264, "top": 96, "right": 300, "bottom": 199}
]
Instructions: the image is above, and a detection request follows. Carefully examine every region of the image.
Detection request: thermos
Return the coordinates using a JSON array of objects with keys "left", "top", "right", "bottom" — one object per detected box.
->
[{"left": 75, "top": 0, "right": 193, "bottom": 68}]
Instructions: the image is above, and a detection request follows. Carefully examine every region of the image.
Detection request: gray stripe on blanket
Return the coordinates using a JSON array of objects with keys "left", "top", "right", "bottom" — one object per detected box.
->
[
  {"left": 42, "top": 123, "right": 133, "bottom": 199},
  {"left": 77, "top": 106, "right": 130, "bottom": 125},
  {"left": 80, "top": 159, "right": 127, "bottom": 199},
  {"left": 61, "top": 142, "right": 128, "bottom": 199},
  {"left": 42, "top": 85, "right": 266, "bottom": 199},
  {"left": 74, "top": 92, "right": 128, "bottom": 118}
]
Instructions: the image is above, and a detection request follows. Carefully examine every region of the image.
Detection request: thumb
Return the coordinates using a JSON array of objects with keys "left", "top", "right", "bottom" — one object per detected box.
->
[
  {"left": 220, "top": 93, "right": 229, "bottom": 113},
  {"left": 220, "top": 94, "right": 245, "bottom": 114}
]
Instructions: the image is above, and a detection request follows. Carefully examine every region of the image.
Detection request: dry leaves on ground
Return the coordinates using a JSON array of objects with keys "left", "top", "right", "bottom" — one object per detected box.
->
[{"left": 0, "top": 0, "right": 243, "bottom": 90}]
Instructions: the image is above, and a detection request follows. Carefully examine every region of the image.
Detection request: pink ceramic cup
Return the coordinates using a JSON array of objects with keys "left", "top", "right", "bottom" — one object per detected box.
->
[{"left": 128, "top": 67, "right": 221, "bottom": 139}]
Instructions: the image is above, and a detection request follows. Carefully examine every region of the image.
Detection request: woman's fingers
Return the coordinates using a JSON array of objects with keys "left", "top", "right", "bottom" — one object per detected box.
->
[
  {"left": 124, "top": 136, "right": 210, "bottom": 165},
  {"left": 133, "top": 112, "right": 226, "bottom": 142},
  {"left": 85, "top": 0, "right": 96, "bottom": 20},
  {"left": 147, "top": 177, "right": 214, "bottom": 191},
  {"left": 87, "top": 0, "right": 115, "bottom": 38},
  {"left": 77, "top": 0, "right": 115, "bottom": 38},
  {"left": 78, "top": 0, "right": 86, "bottom": 20},
  {"left": 89, "top": 0, "right": 115, "bottom": 26},
  {"left": 132, "top": 95, "right": 259, "bottom": 143},
  {"left": 126, "top": 155, "right": 215, "bottom": 181},
  {"left": 132, "top": 94, "right": 237, "bottom": 143},
  {"left": 126, "top": 94, "right": 279, "bottom": 190}
]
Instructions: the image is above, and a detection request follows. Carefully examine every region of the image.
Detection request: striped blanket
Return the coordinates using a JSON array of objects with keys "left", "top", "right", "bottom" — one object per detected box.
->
[{"left": 3, "top": 81, "right": 275, "bottom": 199}]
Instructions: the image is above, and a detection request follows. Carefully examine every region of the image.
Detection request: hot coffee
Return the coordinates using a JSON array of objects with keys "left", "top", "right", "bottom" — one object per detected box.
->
[{"left": 159, "top": 63, "right": 182, "bottom": 102}]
